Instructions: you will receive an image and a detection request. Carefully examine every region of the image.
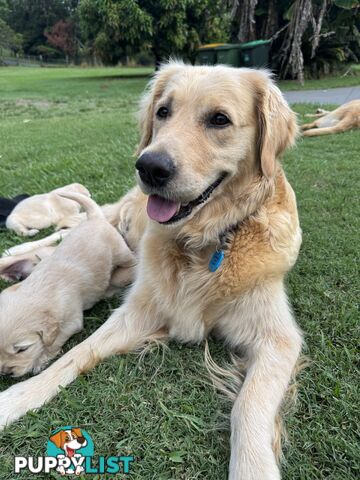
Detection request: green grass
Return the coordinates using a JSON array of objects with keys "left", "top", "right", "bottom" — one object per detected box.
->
[
  {"left": 280, "top": 73, "right": 360, "bottom": 91},
  {"left": 279, "top": 65, "right": 360, "bottom": 91},
  {"left": 0, "top": 67, "right": 359, "bottom": 480}
]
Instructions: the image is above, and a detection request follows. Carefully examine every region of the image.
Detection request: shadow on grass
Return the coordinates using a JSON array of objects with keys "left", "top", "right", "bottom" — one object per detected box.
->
[{"left": 68, "top": 73, "right": 153, "bottom": 82}]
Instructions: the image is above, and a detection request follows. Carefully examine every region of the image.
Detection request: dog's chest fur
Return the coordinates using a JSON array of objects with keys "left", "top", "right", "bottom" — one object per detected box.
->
[{"left": 138, "top": 172, "right": 301, "bottom": 344}]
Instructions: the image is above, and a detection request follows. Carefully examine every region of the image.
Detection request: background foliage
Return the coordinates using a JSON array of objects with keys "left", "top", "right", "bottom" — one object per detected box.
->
[{"left": 0, "top": 0, "right": 358, "bottom": 79}]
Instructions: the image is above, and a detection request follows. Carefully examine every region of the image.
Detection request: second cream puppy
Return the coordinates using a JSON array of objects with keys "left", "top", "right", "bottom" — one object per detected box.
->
[
  {"left": 6, "top": 183, "right": 90, "bottom": 236},
  {"left": 0, "top": 192, "right": 135, "bottom": 377}
]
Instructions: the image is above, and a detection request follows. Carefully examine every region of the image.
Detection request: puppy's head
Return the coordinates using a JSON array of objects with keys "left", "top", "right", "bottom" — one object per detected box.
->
[
  {"left": 0, "top": 289, "right": 59, "bottom": 377},
  {"left": 136, "top": 61, "right": 297, "bottom": 226},
  {"left": 50, "top": 428, "right": 87, "bottom": 454}
]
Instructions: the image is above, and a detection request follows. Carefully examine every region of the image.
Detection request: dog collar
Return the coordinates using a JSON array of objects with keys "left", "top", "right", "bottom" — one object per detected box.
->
[{"left": 208, "top": 222, "right": 241, "bottom": 272}]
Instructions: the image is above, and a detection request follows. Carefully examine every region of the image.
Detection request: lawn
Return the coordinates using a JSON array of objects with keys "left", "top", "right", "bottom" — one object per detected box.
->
[
  {"left": 279, "top": 68, "right": 360, "bottom": 91},
  {"left": 0, "top": 67, "right": 359, "bottom": 480}
]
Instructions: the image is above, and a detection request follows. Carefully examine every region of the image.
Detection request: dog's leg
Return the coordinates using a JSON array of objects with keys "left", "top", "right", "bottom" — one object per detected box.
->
[
  {"left": 0, "top": 289, "right": 166, "bottom": 430},
  {"left": 301, "top": 120, "right": 318, "bottom": 131},
  {"left": 3, "top": 229, "right": 69, "bottom": 257},
  {"left": 227, "top": 284, "right": 302, "bottom": 480},
  {"left": 304, "top": 111, "right": 328, "bottom": 118},
  {"left": 105, "top": 265, "right": 137, "bottom": 297},
  {"left": 302, "top": 120, "right": 350, "bottom": 137}
]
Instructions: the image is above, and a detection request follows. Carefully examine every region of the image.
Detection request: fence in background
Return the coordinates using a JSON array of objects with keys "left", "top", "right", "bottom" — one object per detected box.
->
[{"left": 0, "top": 54, "right": 67, "bottom": 67}]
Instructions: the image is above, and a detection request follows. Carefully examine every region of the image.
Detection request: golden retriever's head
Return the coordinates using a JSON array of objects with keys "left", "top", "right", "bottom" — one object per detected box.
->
[
  {"left": 136, "top": 61, "right": 297, "bottom": 226},
  {"left": 0, "top": 289, "right": 58, "bottom": 377}
]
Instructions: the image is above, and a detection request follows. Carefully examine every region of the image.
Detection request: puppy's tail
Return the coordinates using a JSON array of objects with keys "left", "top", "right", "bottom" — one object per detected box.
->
[{"left": 57, "top": 192, "right": 105, "bottom": 221}]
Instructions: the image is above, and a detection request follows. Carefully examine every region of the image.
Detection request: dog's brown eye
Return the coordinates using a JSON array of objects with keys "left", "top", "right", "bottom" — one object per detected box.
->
[
  {"left": 210, "top": 113, "right": 231, "bottom": 127},
  {"left": 156, "top": 106, "right": 169, "bottom": 119}
]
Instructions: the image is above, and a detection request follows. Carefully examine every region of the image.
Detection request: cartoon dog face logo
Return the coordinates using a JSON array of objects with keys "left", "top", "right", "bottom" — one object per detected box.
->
[
  {"left": 49, "top": 428, "right": 88, "bottom": 475},
  {"left": 50, "top": 428, "right": 87, "bottom": 457}
]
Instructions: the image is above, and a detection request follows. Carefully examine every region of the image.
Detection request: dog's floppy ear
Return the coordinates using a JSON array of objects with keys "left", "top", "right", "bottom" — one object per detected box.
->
[
  {"left": 0, "top": 259, "right": 34, "bottom": 282},
  {"left": 72, "top": 427, "right": 82, "bottom": 438},
  {"left": 136, "top": 61, "right": 185, "bottom": 155},
  {"left": 39, "top": 312, "right": 59, "bottom": 347},
  {"left": 50, "top": 430, "right": 66, "bottom": 449},
  {"left": 253, "top": 73, "right": 298, "bottom": 179}
]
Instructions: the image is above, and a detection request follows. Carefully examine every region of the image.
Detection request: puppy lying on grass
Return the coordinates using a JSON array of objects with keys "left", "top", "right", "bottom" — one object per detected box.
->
[
  {"left": 6, "top": 183, "right": 90, "bottom": 236},
  {"left": 0, "top": 192, "right": 136, "bottom": 377}
]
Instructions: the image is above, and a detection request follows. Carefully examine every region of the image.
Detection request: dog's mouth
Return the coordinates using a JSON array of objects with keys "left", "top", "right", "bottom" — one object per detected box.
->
[
  {"left": 65, "top": 446, "right": 75, "bottom": 457},
  {"left": 146, "top": 174, "right": 227, "bottom": 224}
]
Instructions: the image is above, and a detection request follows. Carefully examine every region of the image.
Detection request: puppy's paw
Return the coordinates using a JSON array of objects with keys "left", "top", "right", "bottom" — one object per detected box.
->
[
  {"left": 0, "top": 382, "right": 37, "bottom": 430},
  {"left": 27, "top": 229, "right": 40, "bottom": 237}
]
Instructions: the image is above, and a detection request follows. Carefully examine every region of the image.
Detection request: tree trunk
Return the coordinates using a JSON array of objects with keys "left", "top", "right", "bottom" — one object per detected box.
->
[
  {"left": 231, "top": 0, "right": 258, "bottom": 43},
  {"left": 264, "top": 0, "right": 278, "bottom": 39},
  {"left": 311, "top": 0, "right": 328, "bottom": 58},
  {"left": 279, "top": 0, "right": 313, "bottom": 84}
]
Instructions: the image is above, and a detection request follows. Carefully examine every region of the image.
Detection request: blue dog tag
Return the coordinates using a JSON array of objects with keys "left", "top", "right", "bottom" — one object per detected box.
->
[{"left": 209, "top": 250, "right": 225, "bottom": 272}]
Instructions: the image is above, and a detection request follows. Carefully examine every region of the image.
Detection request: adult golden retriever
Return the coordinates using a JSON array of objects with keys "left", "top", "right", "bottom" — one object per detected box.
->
[
  {"left": 0, "top": 62, "right": 302, "bottom": 480},
  {"left": 302, "top": 99, "right": 360, "bottom": 136}
]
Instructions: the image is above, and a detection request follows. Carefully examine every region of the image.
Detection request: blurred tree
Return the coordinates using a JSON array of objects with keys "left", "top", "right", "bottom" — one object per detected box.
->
[
  {"left": 44, "top": 20, "right": 76, "bottom": 62},
  {"left": 78, "top": 0, "right": 152, "bottom": 65},
  {"left": 0, "top": 0, "right": 22, "bottom": 53},
  {"left": 0, "top": 17, "right": 22, "bottom": 52},
  {"left": 230, "top": 0, "right": 258, "bottom": 42},
  {"left": 5, "top": 0, "right": 78, "bottom": 55},
  {"left": 177, "top": 0, "right": 231, "bottom": 64},
  {"left": 77, "top": 0, "right": 230, "bottom": 66}
]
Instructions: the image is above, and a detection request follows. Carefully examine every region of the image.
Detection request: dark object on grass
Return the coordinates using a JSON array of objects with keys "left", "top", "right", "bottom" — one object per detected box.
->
[{"left": 0, "top": 194, "right": 30, "bottom": 228}]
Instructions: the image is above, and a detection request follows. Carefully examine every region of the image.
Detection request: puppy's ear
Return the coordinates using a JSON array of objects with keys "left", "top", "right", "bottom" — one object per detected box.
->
[
  {"left": 136, "top": 61, "right": 185, "bottom": 155},
  {"left": 50, "top": 430, "right": 65, "bottom": 449},
  {"left": 253, "top": 73, "right": 298, "bottom": 179},
  {"left": 39, "top": 312, "right": 59, "bottom": 347},
  {"left": 0, "top": 259, "right": 34, "bottom": 282},
  {"left": 73, "top": 428, "right": 82, "bottom": 437}
]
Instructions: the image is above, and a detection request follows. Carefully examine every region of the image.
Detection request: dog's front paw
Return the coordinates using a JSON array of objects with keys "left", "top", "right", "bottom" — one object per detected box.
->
[
  {"left": 57, "top": 466, "right": 66, "bottom": 476},
  {"left": 75, "top": 465, "right": 84, "bottom": 476},
  {"left": 27, "top": 229, "right": 40, "bottom": 237},
  {"left": 0, "top": 383, "right": 33, "bottom": 430},
  {"left": 229, "top": 455, "right": 281, "bottom": 480}
]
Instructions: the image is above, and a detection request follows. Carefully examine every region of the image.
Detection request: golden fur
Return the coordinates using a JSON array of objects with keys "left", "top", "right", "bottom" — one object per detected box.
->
[
  {"left": 302, "top": 99, "right": 360, "bottom": 136},
  {"left": 0, "top": 62, "right": 303, "bottom": 480}
]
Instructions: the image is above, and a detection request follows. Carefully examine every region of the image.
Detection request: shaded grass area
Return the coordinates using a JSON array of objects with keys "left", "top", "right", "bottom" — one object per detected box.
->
[{"left": 0, "top": 67, "right": 359, "bottom": 479}]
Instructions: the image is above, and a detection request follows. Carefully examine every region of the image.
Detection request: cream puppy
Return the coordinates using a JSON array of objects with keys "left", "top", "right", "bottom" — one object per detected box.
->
[
  {"left": 6, "top": 183, "right": 90, "bottom": 236},
  {"left": 0, "top": 193, "right": 135, "bottom": 377}
]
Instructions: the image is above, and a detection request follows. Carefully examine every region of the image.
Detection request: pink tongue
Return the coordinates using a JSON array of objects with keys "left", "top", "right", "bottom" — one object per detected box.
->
[{"left": 147, "top": 195, "right": 179, "bottom": 222}]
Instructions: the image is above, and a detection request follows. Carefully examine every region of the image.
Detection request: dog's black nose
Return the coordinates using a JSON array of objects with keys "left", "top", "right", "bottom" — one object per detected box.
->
[
  {"left": 77, "top": 436, "right": 86, "bottom": 445},
  {"left": 136, "top": 152, "right": 175, "bottom": 188}
]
